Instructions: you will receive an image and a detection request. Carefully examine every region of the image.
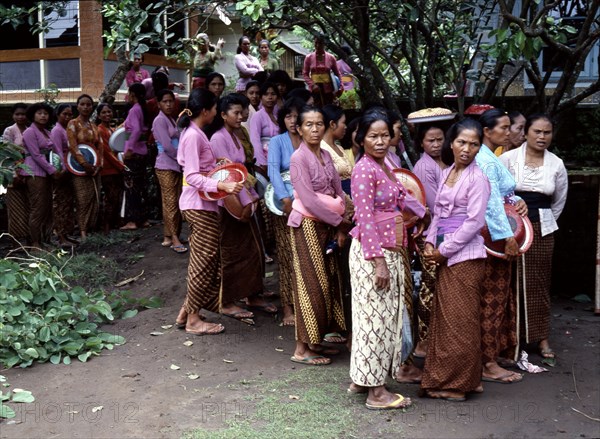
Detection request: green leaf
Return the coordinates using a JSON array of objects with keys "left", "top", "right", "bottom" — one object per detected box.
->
[
  {"left": 63, "top": 356, "right": 71, "bottom": 365},
  {"left": 23, "top": 348, "right": 39, "bottom": 359},
  {"left": 77, "top": 352, "right": 91, "bottom": 362},
  {"left": 50, "top": 354, "right": 61, "bottom": 365},
  {"left": 39, "top": 327, "right": 50, "bottom": 342},
  {"left": 121, "top": 309, "right": 138, "bottom": 319},
  {"left": 0, "top": 403, "right": 16, "bottom": 419},
  {"left": 11, "top": 390, "right": 34, "bottom": 403}
]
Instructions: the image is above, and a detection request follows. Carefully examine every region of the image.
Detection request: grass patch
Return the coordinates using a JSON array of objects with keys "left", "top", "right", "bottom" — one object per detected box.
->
[
  {"left": 79, "top": 230, "right": 141, "bottom": 251},
  {"left": 63, "top": 253, "right": 123, "bottom": 292},
  {"left": 183, "top": 366, "right": 408, "bottom": 439}
]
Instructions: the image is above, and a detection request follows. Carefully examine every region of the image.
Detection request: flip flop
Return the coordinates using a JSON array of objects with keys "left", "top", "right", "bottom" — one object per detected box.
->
[
  {"left": 289, "top": 355, "right": 331, "bottom": 366},
  {"left": 366, "top": 394, "right": 412, "bottom": 410},
  {"left": 482, "top": 372, "right": 523, "bottom": 384},
  {"left": 185, "top": 324, "right": 225, "bottom": 336},
  {"left": 541, "top": 348, "right": 557, "bottom": 367},
  {"left": 323, "top": 332, "right": 347, "bottom": 344},
  {"left": 171, "top": 244, "right": 188, "bottom": 254},
  {"left": 424, "top": 390, "right": 467, "bottom": 402},
  {"left": 247, "top": 303, "right": 278, "bottom": 314}
]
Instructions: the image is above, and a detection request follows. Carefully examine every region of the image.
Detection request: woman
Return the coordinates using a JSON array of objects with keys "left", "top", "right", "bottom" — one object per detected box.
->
[
  {"left": 67, "top": 94, "right": 104, "bottom": 240},
  {"left": 499, "top": 114, "right": 568, "bottom": 367},
  {"left": 270, "top": 70, "right": 293, "bottom": 104},
  {"left": 267, "top": 97, "right": 305, "bottom": 326},
  {"left": 3, "top": 103, "right": 30, "bottom": 243},
  {"left": 121, "top": 82, "right": 150, "bottom": 231},
  {"left": 174, "top": 88, "right": 243, "bottom": 335},
  {"left": 96, "top": 103, "right": 125, "bottom": 233},
  {"left": 420, "top": 118, "right": 491, "bottom": 401},
  {"left": 125, "top": 53, "right": 150, "bottom": 87},
  {"left": 412, "top": 122, "right": 448, "bottom": 357},
  {"left": 340, "top": 116, "right": 360, "bottom": 166},
  {"left": 495, "top": 111, "right": 526, "bottom": 156},
  {"left": 152, "top": 89, "right": 185, "bottom": 252},
  {"left": 235, "top": 36, "right": 263, "bottom": 92},
  {"left": 337, "top": 45, "right": 355, "bottom": 90},
  {"left": 321, "top": 105, "right": 353, "bottom": 195},
  {"left": 205, "top": 72, "right": 226, "bottom": 99},
  {"left": 348, "top": 110, "right": 426, "bottom": 409},
  {"left": 258, "top": 39, "right": 279, "bottom": 73},
  {"left": 210, "top": 94, "right": 277, "bottom": 320},
  {"left": 249, "top": 82, "right": 280, "bottom": 169},
  {"left": 50, "top": 103, "right": 76, "bottom": 246},
  {"left": 187, "top": 33, "right": 224, "bottom": 89},
  {"left": 21, "top": 102, "right": 61, "bottom": 248},
  {"left": 243, "top": 80, "right": 261, "bottom": 128},
  {"left": 475, "top": 108, "right": 528, "bottom": 384},
  {"left": 302, "top": 34, "right": 343, "bottom": 107},
  {"left": 288, "top": 106, "right": 351, "bottom": 365}
]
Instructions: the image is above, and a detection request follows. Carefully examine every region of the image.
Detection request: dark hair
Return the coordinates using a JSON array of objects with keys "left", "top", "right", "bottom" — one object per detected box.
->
[
  {"left": 479, "top": 108, "right": 508, "bottom": 131},
  {"left": 387, "top": 110, "right": 401, "bottom": 125},
  {"left": 11, "top": 103, "right": 28, "bottom": 114},
  {"left": 245, "top": 80, "right": 260, "bottom": 92},
  {"left": 314, "top": 33, "right": 326, "bottom": 44},
  {"left": 233, "top": 92, "right": 250, "bottom": 109},
  {"left": 259, "top": 39, "right": 269, "bottom": 48},
  {"left": 237, "top": 36, "right": 250, "bottom": 54},
  {"left": 153, "top": 65, "right": 170, "bottom": 76},
  {"left": 322, "top": 104, "right": 345, "bottom": 128},
  {"left": 415, "top": 122, "right": 448, "bottom": 153},
  {"left": 277, "top": 97, "right": 305, "bottom": 133},
  {"left": 205, "top": 93, "right": 244, "bottom": 137},
  {"left": 252, "top": 71, "right": 269, "bottom": 84},
  {"left": 128, "top": 82, "right": 149, "bottom": 126},
  {"left": 355, "top": 109, "right": 394, "bottom": 148},
  {"left": 156, "top": 89, "right": 175, "bottom": 102},
  {"left": 151, "top": 71, "right": 169, "bottom": 94},
  {"left": 26, "top": 102, "right": 55, "bottom": 125},
  {"left": 205, "top": 72, "right": 225, "bottom": 89},
  {"left": 269, "top": 70, "right": 292, "bottom": 94},
  {"left": 178, "top": 88, "right": 217, "bottom": 130},
  {"left": 287, "top": 88, "right": 312, "bottom": 103},
  {"left": 508, "top": 110, "right": 524, "bottom": 125},
  {"left": 340, "top": 116, "right": 359, "bottom": 150},
  {"left": 297, "top": 105, "right": 325, "bottom": 128},
  {"left": 76, "top": 94, "right": 94, "bottom": 106},
  {"left": 259, "top": 81, "right": 279, "bottom": 97},
  {"left": 340, "top": 44, "right": 352, "bottom": 57},
  {"left": 524, "top": 113, "right": 553, "bottom": 135},
  {"left": 55, "top": 103, "right": 73, "bottom": 117},
  {"left": 96, "top": 102, "right": 113, "bottom": 116},
  {"left": 441, "top": 118, "right": 483, "bottom": 166}
]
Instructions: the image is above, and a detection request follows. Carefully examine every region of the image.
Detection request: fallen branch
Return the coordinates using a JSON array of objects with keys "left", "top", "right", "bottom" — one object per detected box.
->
[
  {"left": 571, "top": 407, "right": 600, "bottom": 422},
  {"left": 572, "top": 360, "right": 581, "bottom": 400},
  {"left": 114, "top": 270, "right": 145, "bottom": 287}
]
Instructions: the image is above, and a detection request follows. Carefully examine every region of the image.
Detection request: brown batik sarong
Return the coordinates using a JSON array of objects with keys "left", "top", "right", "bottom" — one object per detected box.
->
[
  {"left": 481, "top": 256, "right": 517, "bottom": 363},
  {"left": 72, "top": 174, "right": 100, "bottom": 233},
  {"left": 219, "top": 209, "right": 264, "bottom": 304},
  {"left": 6, "top": 184, "right": 30, "bottom": 241},
  {"left": 290, "top": 218, "right": 346, "bottom": 344},
  {"left": 181, "top": 209, "right": 220, "bottom": 314},
  {"left": 53, "top": 173, "right": 75, "bottom": 236},
  {"left": 25, "top": 176, "right": 53, "bottom": 244},
  {"left": 400, "top": 246, "right": 416, "bottom": 364},
  {"left": 155, "top": 169, "right": 182, "bottom": 238},
  {"left": 101, "top": 174, "right": 123, "bottom": 230},
  {"left": 520, "top": 221, "right": 553, "bottom": 344},
  {"left": 272, "top": 214, "right": 294, "bottom": 307},
  {"left": 349, "top": 240, "right": 406, "bottom": 387},
  {"left": 422, "top": 259, "right": 485, "bottom": 393},
  {"left": 122, "top": 155, "right": 148, "bottom": 225},
  {"left": 416, "top": 235, "right": 436, "bottom": 343}
]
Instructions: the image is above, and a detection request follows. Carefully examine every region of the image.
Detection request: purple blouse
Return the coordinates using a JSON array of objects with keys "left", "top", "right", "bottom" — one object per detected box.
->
[
  {"left": 288, "top": 143, "right": 345, "bottom": 228},
  {"left": 234, "top": 53, "right": 263, "bottom": 92},
  {"left": 20, "top": 125, "right": 59, "bottom": 177},
  {"left": 50, "top": 123, "right": 68, "bottom": 168},
  {"left": 152, "top": 111, "right": 180, "bottom": 172},
  {"left": 413, "top": 153, "right": 444, "bottom": 213},
  {"left": 124, "top": 103, "right": 148, "bottom": 155},
  {"left": 350, "top": 154, "right": 425, "bottom": 259},
  {"left": 426, "top": 160, "right": 491, "bottom": 266},
  {"left": 177, "top": 122, "right": 219, "bottom": 212},
  {"left": 249, "top": 108, "right": 278, "bottom": 167}
]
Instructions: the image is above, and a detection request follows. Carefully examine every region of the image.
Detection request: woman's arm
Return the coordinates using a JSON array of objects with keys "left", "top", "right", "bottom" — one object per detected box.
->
[
  {"left": 124, "top": 105, "right": 143, "bottom": 154},
  {"left": 551, "top": 161, "right": 569, "bottom": 220},
  {"left": 153, "top": 115, "right": 178, "bottom": 161},
  {"left": 235, "top": 54, "right": 261, "bottom": 77},
  {"left": 249, "top": 111, "right": 268, "bottom": 166},
  {"left": 23, "top": 128, "right": 56, "bottom": 175},
  {"left": 302, "top": 54, "right": 314, "bottom": 89},
  {"left": 267, "top": 135, "right": 289, "bottom": 201}
]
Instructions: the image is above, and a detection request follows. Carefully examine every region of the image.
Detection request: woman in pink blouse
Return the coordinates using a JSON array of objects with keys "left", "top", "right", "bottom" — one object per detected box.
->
[
  {"left": 21, "top": 102, "right": 63, "bottom": 248},
  {"left": 288, "top": 106, "right": 352, "bottom": 366},
  {"left": 249, "top": 82, "right": 280, "bottom": 170},
  {"left": 302, "top": 34, "right": 343, "bottom": 107},
  {"left": 421, "top": 118, "right": 491, "bottom": 401},
  {"left": 234, "top": 36, "right": 263, "bottom": 92},
  {"left": 174, "top": 88, "right": 243, "bottom": 336},
  {"left": 348, "top": 110, "right": 427, "bottom": 410}
]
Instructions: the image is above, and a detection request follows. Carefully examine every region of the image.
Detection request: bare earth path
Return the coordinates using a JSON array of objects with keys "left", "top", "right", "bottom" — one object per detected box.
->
[{"left": 1, "top": 225, "right": 599, "bottom": 438}]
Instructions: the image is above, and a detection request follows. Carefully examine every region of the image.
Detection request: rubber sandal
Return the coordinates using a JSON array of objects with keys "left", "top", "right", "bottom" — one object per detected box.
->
[
  {"left": 482, "top": 372, "right": 523, "bottom": 384},
  {"left": 289, "top": 355, "right": 331, "bottom": 366},
  {"left": 170, "top": 244, "right": 188, "bottom": 254},
  {"left": 540, "top": 348, "right": 557, "bottom": 367},
  {"left": 323, "top": 332, "right": 347, "bottom": 344},
  {"left": 185, "top": 324, "right": 225, "bottom": 336},
  {"left": 424, "top": 390, "right": 466, "bottom": 402},
  {"left": 366, "top": 394, "right": 412, "bottom": 410}
]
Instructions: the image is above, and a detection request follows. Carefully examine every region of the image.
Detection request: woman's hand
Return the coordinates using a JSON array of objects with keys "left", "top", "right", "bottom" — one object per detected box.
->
[
  {"left": 424, "top": 248, "right": 446, "bottom": 266},
  {"left": 82, "top": 162, "right": 95, "bottom": 176},
  {"left": 413, "top": 209, "right": 431, "bottom": 239},
  {"left": 335, "top": 230, "right": 347, "bottom": 249},
  {"left": 217, "top": 38, "right": 225, "bottom": 49},
  {"left": 281, "top": 197, "right": 293, "bottom": 216},
  {"left": 374, "top": 258, "right": 390, "bottom": 290},
  {"left": 123, "top": 150, "right": 134, "bottom": 160},
  {"left": 423, "top": 243, "right": 434, "bottom": 256},
  {"left": 218, "top": 181, "right": 243, "bottom": 195},
  {"left": 504, "top": 236, "right": 519, "bottom": 261},
  {"left": 514, "top": 199, "right": 528, "bottom": 217}
]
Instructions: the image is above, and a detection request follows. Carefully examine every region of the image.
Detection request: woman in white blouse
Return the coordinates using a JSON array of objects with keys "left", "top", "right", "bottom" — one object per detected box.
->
[{"left": 499, "top": 114, "right": 568, "bottom": 367}]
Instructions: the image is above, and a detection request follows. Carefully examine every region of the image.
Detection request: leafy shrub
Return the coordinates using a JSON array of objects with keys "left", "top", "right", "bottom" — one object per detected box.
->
[{"left": 0, "top": 375, "right": 34, "bottom": 419}]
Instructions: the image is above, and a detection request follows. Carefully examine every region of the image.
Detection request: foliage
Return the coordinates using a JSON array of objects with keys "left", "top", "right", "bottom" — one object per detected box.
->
[
  {"left": 0, "top": 141, "right": 27, "bottom": 188},
  {"left": 34, "top": 83, "right": 61, "bottom": 106},
  {"left": 0, "top": 243, "right": 161, "bottom": 369},
  {"left": 0, "top": 375, "right": 35, "bottom": 419}
]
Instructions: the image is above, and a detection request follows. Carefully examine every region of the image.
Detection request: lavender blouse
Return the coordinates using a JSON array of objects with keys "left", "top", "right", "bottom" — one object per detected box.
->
[
  {"left": 124, "top": 103, "right": 148, "bottom": 156},
  {"left": 20, "top": 125, "right": 59, "bottom": 177},
  {"left": 249, "top": 108, "right": 278, "bottom": 167},
  {"left": 152, "top": 111, "right": 180, "bottom": 172}
]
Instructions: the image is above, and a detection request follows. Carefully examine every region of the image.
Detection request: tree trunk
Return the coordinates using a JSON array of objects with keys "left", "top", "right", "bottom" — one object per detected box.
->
[{"left": 99, "top": 49, "right": 130, "bottom": 105}]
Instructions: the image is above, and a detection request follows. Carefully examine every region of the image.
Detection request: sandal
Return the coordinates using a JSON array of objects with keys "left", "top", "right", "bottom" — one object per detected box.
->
[
  {"left": 171, "top": 244, "right": 188, "bottom": 254},
  {"left": 323, "top": 332, "right": 347, "bottom": 344},
  {"left": 540, "top": 348, "right": 557, "bottom": 367},
  {"left": 366, "top": 394, "right": 412, "bottom": 410},
  {"left": 290, "top": 355, "right": 331, "bottom": 366}
]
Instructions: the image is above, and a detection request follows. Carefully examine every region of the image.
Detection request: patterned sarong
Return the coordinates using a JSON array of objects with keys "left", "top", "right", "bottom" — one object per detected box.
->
[
  {"left": 422, "top": 259, "right": 485, "bottom": 392},
  {"left": 25, "top": 176, "right": 53, "bottom": 244},
  {"left": 122, "top": 155, "right": 148, "bottom": 225},
  {"left": 481, "top": 257, "right": 517, "bottom": 363},
  {"left": 72, "top": 174, "right": 100, "bottom": 233},
  {"left": 6, "top": 184, "right": 30, "bottom": 241},
  {"left": 290, "top": 218, "right": 346, "bottom": 344},
  {"left": 155, "top": 169, "right": 182, "bottom": 238},
  {"left": 101, "top": 174, "right": 123, "bottom": 230},
  {"left": 181, "top": 209, "right": 220, "bottom": 314},
  {"left": 272, "top": 214, "right": 294, "bottom": 307},
  {"left": 349, "top": 239, "right": 406, "bottom": 387},
  {"left": 416, "top": 235, "right": 436, "bottom": 343},
  {"left": 53, "top": 173, "right": 75, "bottom": 236}
]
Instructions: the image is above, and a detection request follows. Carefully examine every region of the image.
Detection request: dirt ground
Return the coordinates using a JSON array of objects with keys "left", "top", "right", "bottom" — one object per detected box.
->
[{"left": 1, "top": 224, "right": 599, "bottom": 439}]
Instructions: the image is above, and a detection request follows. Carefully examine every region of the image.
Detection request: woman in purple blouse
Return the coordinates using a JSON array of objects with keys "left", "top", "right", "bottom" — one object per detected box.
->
[
  {"left": 152, "top": 89, "right": 185, "bottom": 253},
  {"left": 348, "top": 110, "right": 427, "bottom": 410},
  {"left": 121, "top": 82, "right": 150, "bottom": 231},
  {"left": 249, "top": 82, "right": 280, "bottom": 170},
  {"left": 421, "top": 118, "right": 491, "bottom": 401},
  {"left": 21, "top": 102, "right": 63, "bottom": 248},
  {"left": 288, "top": 106, "right": 352, "bottom": 366}
]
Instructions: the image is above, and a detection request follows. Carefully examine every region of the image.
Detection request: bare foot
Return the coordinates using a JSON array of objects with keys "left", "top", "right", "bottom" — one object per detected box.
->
[
  {"left": 185, "top": 321, "right": 224, "bottom": 336},
  {"left": 366, "top": 386, "right": 412, "bottom": 409},
  {"left": 245, "top": 296, "right": 277, "bottom": 313},
  {"left": 282, "top": 305, "right": 295, "bottom": 326},
  {"left": 221, "top": 304, "right": 254, "bottom": 320},
  {"left": 425, "top": 389, "right": 466, "bottom": 401},
  {"left": 348, "top": 383, "right": 368, "bottom": 394},
  {"left": 414, "top": 341, "right": 428, "bottom": 358},
  {"left": 120, "top": 222, "right": 138, "bottom": 231},
  {"left": 395, "top": 363, "right": 422, "bottom": 383},
  {"left": 482, "top": 361, "right": 523, "bottom": 383}
]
